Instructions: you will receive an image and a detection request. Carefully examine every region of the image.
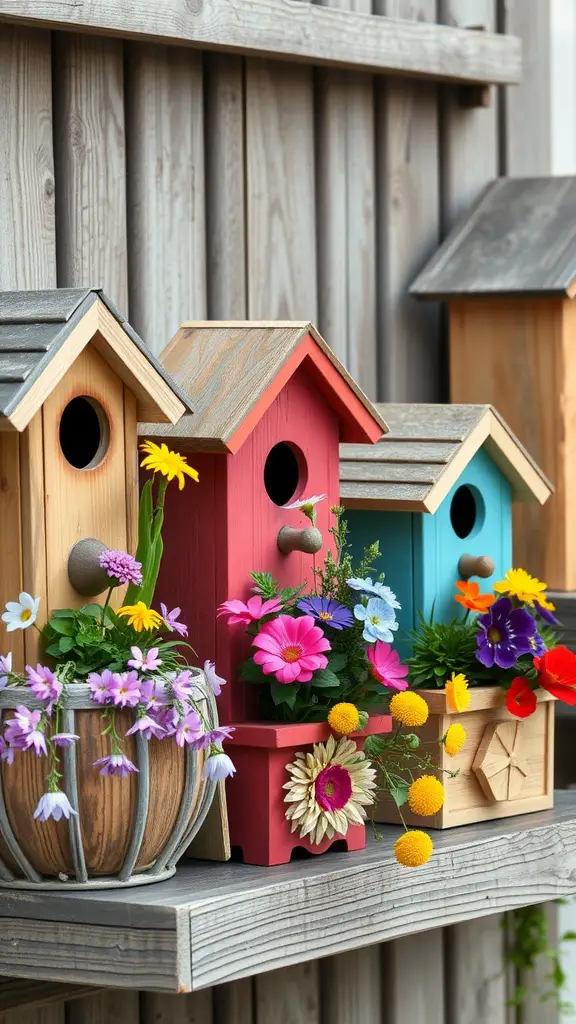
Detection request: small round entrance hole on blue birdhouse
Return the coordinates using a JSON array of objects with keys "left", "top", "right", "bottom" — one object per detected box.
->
[
  {"left": 450, "top": 484, "right": 485, "bottom": 539},
  {"left": 264, "top": 441, "right": 307, "bottom": 506}
]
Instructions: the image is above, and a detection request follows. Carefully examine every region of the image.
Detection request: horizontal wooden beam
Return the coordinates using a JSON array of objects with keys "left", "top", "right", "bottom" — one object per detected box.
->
[
  {"left": 0, "top": 0, "right": 521, "bottom": 84},
  {"left": 0, "top": 794, "right": 575, "bottom": 992},
  {"left": 0, "top": 979, "right": 102, "bottom": 1012}
]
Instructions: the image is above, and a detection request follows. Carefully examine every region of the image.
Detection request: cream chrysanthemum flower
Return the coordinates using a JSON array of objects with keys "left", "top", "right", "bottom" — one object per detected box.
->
[{"left": 283, "top": 735, "right": 377, "bottom": 846}]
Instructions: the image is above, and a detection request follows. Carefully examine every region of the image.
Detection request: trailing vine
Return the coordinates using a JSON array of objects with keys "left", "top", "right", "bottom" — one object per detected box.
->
[{"left": 504, "top": 903, "right": 576, "bottom": 1019}]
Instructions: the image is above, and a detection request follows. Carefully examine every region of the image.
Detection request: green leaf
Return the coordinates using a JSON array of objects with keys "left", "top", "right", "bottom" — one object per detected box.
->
[
  {"left": 327, "top": 653, "right": 348, "bottom": 673},
  {"left": 240, "top": 659, "right": 266, "bottom": 683},
  {"left": 311, "top": 668, "right": 341, "bottom": 688},
  {"left": 49, "top": 619, "right": 75, "bottom": 636},
  {"left": 58, "top": 636, "right": 76, "bottom": 654},
  {"left": 270, "top": 683, "right": 299, "bottom": 709},
  {"left": 364, "top": 734, "right": 389, "bottom": 757},
  {"left": 389, "top": 780, "right": 409, "bottom": 808},
  {"left": 45, "top": 641, "right": 63, "bottom": 657},
  {"left": 81, "top": 603, "right": 105, "bottom": 618},
  {"left": 125, "top": 478, "right": 154, "bottom": 605},
  {"left": 50, "top": 608, "right": 77, "bottom": 619}
]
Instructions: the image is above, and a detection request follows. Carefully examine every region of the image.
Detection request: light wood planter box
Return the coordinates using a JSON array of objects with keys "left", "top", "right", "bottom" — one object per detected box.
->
[{"left": 374, "top": 686, "right": 555, "bottom": 829}]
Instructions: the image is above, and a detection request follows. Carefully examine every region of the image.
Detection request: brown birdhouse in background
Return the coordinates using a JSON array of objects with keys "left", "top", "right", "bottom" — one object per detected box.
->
[
  {"left": 0, "top": 288, "right": 191, "bottom": 671},
  {"left": 411, "top": 176, "right": 576, "bottom": 593}
]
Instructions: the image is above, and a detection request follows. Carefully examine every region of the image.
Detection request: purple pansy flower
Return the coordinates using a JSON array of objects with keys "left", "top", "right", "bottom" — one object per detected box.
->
[
  {"left": 93, "top": 753, "right": 139, "bottom": 776},
  {"left": 175, "top": 709, "right": 203, "bottom": 747},
  {"left": 203, "top": 661, "right": 226, "bottom": 696},
  {"left": 160, "top": 604, "right": 188, "bottom": 637},
  {"left": 108, "top": 671, "right": 140, "bottom": 708},
  {"left": 51, "top": 733, "right": 80, "bottom": 748},
  {"left": 191, "top": 725, "right": 235, "bottom": 751},
  {"left": 128, "top": 646, "right": 162, "bottom": 672},
  {"left": 0, "top": 653, "right": 12, "bottom": 689},
  {"left": 170, "top": 670, "right": 194, "bottom": 702},
  {"left": 476, "top": 597, "right": 538, "bottom": 670},
  {"left": 34, "top": 791, "right": 77, "bottom": 822},
  {"left": 88, "top": 669, "right": 114, "bottom": 705},
  {"left": 26, "top": 664, "right": 62, "bottom": 713},
  {"left": 126, "top": 715, "right": 166, "bottom": 741},
  {"left": 534, "top": 602, "right": 561, "bottom": 627},
  {"left": 297, "top": 596, "right": 354, "bottom": 630},
  {"left": 203, "top": 751, "right": 236, "bottom": 781},
  {"left": 98, "top": 549, "right": 143, "bottom": 587}
]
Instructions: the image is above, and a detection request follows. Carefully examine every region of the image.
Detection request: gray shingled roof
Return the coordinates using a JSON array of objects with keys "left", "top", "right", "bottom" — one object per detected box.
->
[
  {"left": 410, "top": 177, "right": 576, "bottom": 298},
  {"left": 0, "top": 288, "right": 193, "bottom": 420}
]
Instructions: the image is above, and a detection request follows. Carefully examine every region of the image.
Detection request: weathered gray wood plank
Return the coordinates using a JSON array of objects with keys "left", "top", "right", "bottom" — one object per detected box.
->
[
  {"left": 0, "top": 982, "right": 101, "bottom": 1014},
  {"left": 126, "top": 43, "right": 206, "bottom": 353},
  {"left": 340, "top": 440, "right": 457, "bottom": 463},
  {"left": 0, "top": 289, "right": 88, "bottom": 323},
  {"left": 340, "top": 461, "right": 444, "bottom": 483},
  {"left": 53, "top": 34, "right": 128, "bottom": 313},
  {"left": 0, "top": 1, "right": 522, "bottom": 84},
  {"left": 0, "top": 25, "right": 55, "bottom": 290},
  {"left": 212, "top": 980, "right": 253, "bottom": 1024},
  {"left": 384, "top": 930, "right": 445, "bottom": 1024},
  {"left": 67, "top": 992, "right": 140, "bottom": 1024},
  {"left": 446, "top": 915, "right": 506, "bottom": 1024},
  {"left": 256, "top": 963, "right": 319, "bottom": 1024},
  {"left": 141, "top": 991, "right": 212, "bottom": 1024},
  {"left": 321, "top": 947, "right": 381, "bottom": 1023},
  {"left": 501, "top": 0, "right": 552, "bottom": 175},
  {"left": 0, "top": 1003, "right": 65, "bottom": 1024}
]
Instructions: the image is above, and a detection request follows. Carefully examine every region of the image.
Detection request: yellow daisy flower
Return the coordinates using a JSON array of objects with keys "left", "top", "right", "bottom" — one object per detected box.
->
[
  {"left": 140, "top": 441, "right": 199, "bottom": 490},
  {"left": 117, "top": 601, "right": 164, "bottom": 633},
  {"left": 394, "top": 830, "right": 433, "bottom": 868},
  {"left": 327, "top": 703, "right": 360, "bottom": 735},
  {"left": 445, "top": 672, "right": 470, "bottom": 713},
  {"left": 389, "top": 691, "right": 429, "bottom": 728},
  {"left": 407, "top": 776, "right": 445, "bottom": 816},
  {"left": 442, "top": 723, "right": 467, "bottom": 757},
  {"left": 493, "top": 567, "right": 547, "bottom": 606}
]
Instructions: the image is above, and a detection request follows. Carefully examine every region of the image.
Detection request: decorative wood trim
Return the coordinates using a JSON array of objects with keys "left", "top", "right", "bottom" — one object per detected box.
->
[{"left": 0, "top": 1, "right": 522, "bottom": 85}]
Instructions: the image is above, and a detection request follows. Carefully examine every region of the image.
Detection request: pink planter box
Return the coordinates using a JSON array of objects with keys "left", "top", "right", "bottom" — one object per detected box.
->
[{"left": 226, "top": 714, "right": 392, "bottom": 865}]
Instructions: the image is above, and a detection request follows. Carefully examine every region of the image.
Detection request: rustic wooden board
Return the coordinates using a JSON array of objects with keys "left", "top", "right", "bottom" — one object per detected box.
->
[
  {"left": 256, "top": 963, "right": 320, "bottom": 1024},
  {"left": 53, "top": 34, "right": 128, "bottom": 313},
  {"left": 212, "top": 980, "right": 253, "bottom": 1024},
  {"left": 0, "top": 981, "right": 101, "bottom": 1014},
  {"left": 321, "top": 947, "right": 382, "bottom": 1024},
  {"left": 126, "top": 43, "right": 207, "bottom": 353},
  {"left": 67, "top": 991, "right": 139, "bottom": 1024},
  {"left": 384, "top": 930, "right": 445, "bottom": 1024},
  {"left": 141, "top": 991, "right": 212, "bottom": 1024},
  {"left": 501, "top": 0, "right": 552, "bottom": 175},
  {"left": 446, "top": 915, "right": 506, "bottom": 1023},
  {"left": 0, "top": 1003, "right": 65, "bottom": 1024},
  {"left": 0, "top": 1, "right": 522, "bottom": 84},
  {"left": 0, "top": 796, "right": 576, "bottom": 992}
]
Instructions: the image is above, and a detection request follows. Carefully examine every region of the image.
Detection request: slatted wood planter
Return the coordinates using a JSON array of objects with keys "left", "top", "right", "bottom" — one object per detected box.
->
[{"left": 0, "top": 670, "right": 217, "bottom": 888}]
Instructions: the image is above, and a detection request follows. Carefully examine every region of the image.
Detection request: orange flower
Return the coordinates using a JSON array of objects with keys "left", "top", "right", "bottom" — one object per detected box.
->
[{"left": 454, "top": 580, "right": 496, "bottom": 613}]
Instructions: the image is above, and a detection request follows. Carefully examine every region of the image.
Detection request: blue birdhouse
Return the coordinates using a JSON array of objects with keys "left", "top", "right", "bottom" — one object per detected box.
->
[{"left": 340, "top": 404, "right": 552, "bottom": 655}]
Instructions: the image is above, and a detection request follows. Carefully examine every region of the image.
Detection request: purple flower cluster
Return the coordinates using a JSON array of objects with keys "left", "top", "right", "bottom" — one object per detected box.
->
[
  {"left": 476, "top": 597, "right": 546, "bottom": 670},
  {"left": 99, "top": 549, "right": 143, "bottom": 587}
]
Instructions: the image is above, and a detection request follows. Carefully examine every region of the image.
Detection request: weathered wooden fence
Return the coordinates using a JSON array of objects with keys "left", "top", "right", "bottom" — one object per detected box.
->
[{"left": 0, "top": 0, "right": 563, "bottom": 1021}]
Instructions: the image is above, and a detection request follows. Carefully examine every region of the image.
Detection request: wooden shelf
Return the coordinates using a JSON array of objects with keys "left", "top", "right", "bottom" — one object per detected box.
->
[
  {"left": 1, "top": 792, "right": 576, "bottom": 993},
  {"left": 0, "top": 0, "right": 521, "bottom": 85}
]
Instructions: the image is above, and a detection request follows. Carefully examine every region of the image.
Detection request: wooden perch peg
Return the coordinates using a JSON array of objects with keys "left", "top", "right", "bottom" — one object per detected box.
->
[
  {"left": 277, "top": 526, "right": 323, "bottom": 555},
  {"left": 67, "top": 538, "right": 110, "bottom": 596},
  {"left": 458, "top": 553, "right": 495, "bottom": 580}
]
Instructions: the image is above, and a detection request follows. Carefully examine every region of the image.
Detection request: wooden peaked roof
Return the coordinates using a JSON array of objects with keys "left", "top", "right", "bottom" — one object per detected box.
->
[
  {"left": 339, "top": 403, "right": 553, "bottom": 512},
  {"left": 139, "top": 321, "right": 387, "bottom": 453},
  {"left": 0, "top": 288, "right": 193, "bottom": 432},
  {"left": 410, "top": 177, "right": 576, "bottom": 299}
]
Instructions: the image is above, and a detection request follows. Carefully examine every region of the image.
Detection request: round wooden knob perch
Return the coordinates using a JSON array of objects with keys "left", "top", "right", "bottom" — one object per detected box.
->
[
  {"left": 68, "top": 538, "right": 110, "bottom": 596},
  {"left": 458, "top": 553, "right": 495, "bottom": 580},
  {"left": 277, "top": 526, "right": 323, "bottom": 555}
]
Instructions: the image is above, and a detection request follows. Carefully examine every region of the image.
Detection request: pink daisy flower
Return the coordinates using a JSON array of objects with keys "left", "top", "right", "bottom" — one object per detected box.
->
[
  {"left": 252, "top": 614, "right": 331, "bottom": 684},
  {"left": 367, "top": 641, "right": 409, "bottom": 691},
  {"left": 217, "top": 595, "right": 283, "bottom": 627}
]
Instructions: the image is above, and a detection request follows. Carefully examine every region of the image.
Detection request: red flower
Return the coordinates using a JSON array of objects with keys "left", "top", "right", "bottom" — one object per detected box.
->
[
  {"left": 534, "top": 645, "right": 576, "bottom": 704},
  {"left": 506, "top": 678, "right": 537, "bottom": 718}
]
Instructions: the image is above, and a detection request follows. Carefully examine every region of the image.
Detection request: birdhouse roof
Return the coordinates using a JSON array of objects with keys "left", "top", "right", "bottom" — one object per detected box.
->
[
  {"left": 410, "top": 177, "right": 576, "bottom": 299},
  {"left": 139, "top": 321, "right": 387, "bottom": 453},
  {"left": 0, "top": 288, "right": 193, "bottom": 432},
  {"left": 340, "top": 403, "right": 552, "bottom": 512}
]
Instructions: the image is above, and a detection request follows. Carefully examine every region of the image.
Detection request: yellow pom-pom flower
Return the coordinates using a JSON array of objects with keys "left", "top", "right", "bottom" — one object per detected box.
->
[
  {"left": 408, "top": 776, "right": 445, "bottom": 816},
  {"left": 389, "top": 691, "right": 429, "bottom": 727},
  {"left": 327, "top": 703, "right": 360, "bottom": 735},
  {"left": 442, "top": 723, "right": 467, "bottom": 757},
  {"left": 394, "top": 830, "right": 434, "bottom": 868},
  {"left": 140, "top": 441, "right": 199, "bottom": 490},
  {"left": 117, "top": 601, "right": 163, "bottom": 633},
  {"left": 445, "top": 671, "right": 471, "bottom": 712}
]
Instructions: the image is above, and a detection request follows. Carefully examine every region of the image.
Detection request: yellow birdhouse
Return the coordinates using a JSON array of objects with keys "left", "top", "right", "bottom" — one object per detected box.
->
[{"left": 0, "top": 288, "right": 192, "bottom": 671}]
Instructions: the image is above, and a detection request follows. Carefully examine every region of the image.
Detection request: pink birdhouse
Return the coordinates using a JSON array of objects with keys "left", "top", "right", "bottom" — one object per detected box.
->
[{"left": 140, "top": 321, "right": 386, "bottom": 726}]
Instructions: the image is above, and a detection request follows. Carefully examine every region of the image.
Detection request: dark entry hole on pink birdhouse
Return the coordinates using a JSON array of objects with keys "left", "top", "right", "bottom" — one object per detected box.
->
[
  {"left": 450, "top": 484, "right": 484, "bottom": 539},
  {"left": 59, "top": 395, "right": 110, "bottom": 470},
  {"left": 264, "top": 441, "right": 307, "bottom": 506}
]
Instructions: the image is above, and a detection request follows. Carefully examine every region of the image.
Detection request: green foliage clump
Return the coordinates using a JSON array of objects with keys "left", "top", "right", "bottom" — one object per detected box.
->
[{"left": 407, "top": 614, "right": 492, "bottom": 688}]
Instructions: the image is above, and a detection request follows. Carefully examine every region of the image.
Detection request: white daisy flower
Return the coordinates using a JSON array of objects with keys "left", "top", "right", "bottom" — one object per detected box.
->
[
  {"left": 283, "top": 494, "right": 326, "bottom": 524},
  {"left": 2, "top": 593, "right": 40, "bottom": 632}
]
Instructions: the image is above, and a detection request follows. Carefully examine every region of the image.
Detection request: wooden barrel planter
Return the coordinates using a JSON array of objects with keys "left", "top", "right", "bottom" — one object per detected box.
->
[{"left": 0, "top": 668, "right": 217, "bottom": 889}]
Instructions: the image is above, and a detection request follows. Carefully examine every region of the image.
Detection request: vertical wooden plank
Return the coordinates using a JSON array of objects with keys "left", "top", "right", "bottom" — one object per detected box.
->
[
  {"left": 321, "top": 947, "right": 382, "bottom": 1024},
  {"left": 500, "top": 0, "right": 552, "bottom": 176},
  {"left": 522, "top": 903, "right": 559, "bottom": 1024},
  {"left": 141, "top": 992, "right": 213, "bottom": 1024},
  {"left": 550, "top": 0, "right": 576, "bottom": 175},
  {"left": 126, "top": 43, "right": 207, "bottom": 352},
  {"left": 375, "top": 0, "right": 442, "bottom": 402},
  {"left": 446, "top": 915, "right": 506, "bottom": 1024},
  {"left": 439, "top": 0, "right": 499, "bottom": 232},
  {"left": 213, "top": 979, "right": 253, "bottom": 1024},
  {"left": 19, "top": 412, "right": 48, "bottom": 667},
  {"left": 0, "top": 435, "right": 23, "bottom": 669},
  {"left": 0, "top": 25, "right": 55, "bottom": 289},
  {"left": 53, "top": 34, "right": 128, "bottom": 312},
  {"left": 245, "top": 60, "right": 317, "bottom": 321},
  {"left": 67, "top": 991, "right": 139, "bottom": 1024},
  {"left": 205, "top": 54, "right": 247, "bottom": 319},
  {"left": 2, "top": 1004, "right": 65, "bottom": 1024},
  {"left": 383, "top": 930, "right": 445, "bottom": 1024},
  {"left": 256, "top": 963, "right": 320, "bottom": 1024}
]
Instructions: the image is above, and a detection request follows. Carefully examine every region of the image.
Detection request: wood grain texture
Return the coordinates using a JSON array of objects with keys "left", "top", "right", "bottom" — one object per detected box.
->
[
  {"left": 521, "top": 901, "right": 558, "bottom": 1024},
  {"left": 0, "top": 433, "right": 23, "bottom": 669},
  {"left": 0, "top": 25, "right": 55, "bottom": 290},
  {"left": 0, "top": 1, "right": 522, "bottom": 83},
  {"left": 0, "top": 980, "right": 100, "bottom": 1014},
  {"left": 256, "top": 963, "right": 319, "bottom": 1024},
  {"left": 19, "top": 412, "right": 47, "bottom": 666},
  {"left": 0, "top": 1002, "right": 65, "bottom": 1024},
  {"left": 66, "top": 991, "right": 139, "bottom": 1024},
  {"left": 383, "top": 930, "right": 445, "bottom": 1024},
  {"left": 501, "top": 0, "right": 551, "bottom": 175},
  {"left": 375, "top": 0, "right": 443, "bottom": 403},
  {"left": 212, "top": 979, "right": 253, "bottom": 1024},
  {"left": 141, "top": 991, "right": 213, "bottom": 1024},
  {"left": 446, "top": 915, "right": 506, "bottom": 1024},
  {"left": 246, "top": 60, "right": 317, "bottom": 322},
  {"left": 321, "top": 947, "right": 381, "bottom": 1024},
  {"left": 205, "top": 54, "right": 246, "bottom": 320},
  {"left": 126, "top": 43, "right": 206, "bottom": 353}
]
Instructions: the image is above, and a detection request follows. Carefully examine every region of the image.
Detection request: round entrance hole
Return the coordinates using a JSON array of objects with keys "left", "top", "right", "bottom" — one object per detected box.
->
[
  {"left": 59, "top": 396, "right": 110, "bottom": 470},
  {"left": 450, "top": 485, "right": 484, "bottom": 540},
  {"left": 264, "top": 441, "right": 307, "bottom": 506}
]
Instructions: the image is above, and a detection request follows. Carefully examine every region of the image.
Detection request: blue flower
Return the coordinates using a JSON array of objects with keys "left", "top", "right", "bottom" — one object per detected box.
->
[
  {"left": 347, "top": 577, "right": 401, "bottom": 609},
  {"left": 354, "top": 597, "right": 398, "bottom": 643}
]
